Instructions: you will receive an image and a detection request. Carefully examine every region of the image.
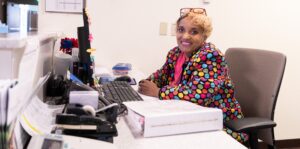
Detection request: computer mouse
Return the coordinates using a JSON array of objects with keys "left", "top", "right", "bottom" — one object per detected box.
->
[{"left": 114, "top": 76, "right": 131, "bottom": 82}]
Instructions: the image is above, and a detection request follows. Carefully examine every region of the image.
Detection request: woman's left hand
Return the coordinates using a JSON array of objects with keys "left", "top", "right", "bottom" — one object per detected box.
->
[{"left": 138, "top": 79, "right": 160, "bottom": 98}]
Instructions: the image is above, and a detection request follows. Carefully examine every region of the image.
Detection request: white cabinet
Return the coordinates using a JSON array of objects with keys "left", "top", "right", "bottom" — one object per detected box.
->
[
  {"left": 0, "top": 33, "right": 26, "bottom": 79},
  {"left": 0, "top": 32, "right": 58, "bottom": 82}
]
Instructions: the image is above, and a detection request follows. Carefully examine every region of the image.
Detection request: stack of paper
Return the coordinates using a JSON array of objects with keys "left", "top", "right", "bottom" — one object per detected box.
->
[
  {"left": 124, "top": 100, "right": 223, "bottom": 137},
  {"left": 0, "top": 73, "right": 51, "bottom": 148},
  {"left": 0, "top": 79, "right": 18, "bottom": 148}
]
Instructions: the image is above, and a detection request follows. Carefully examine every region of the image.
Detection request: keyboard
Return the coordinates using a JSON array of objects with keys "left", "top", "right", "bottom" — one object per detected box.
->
[{"left": 102, "top": 81, "right": 143, "bottom": 104}]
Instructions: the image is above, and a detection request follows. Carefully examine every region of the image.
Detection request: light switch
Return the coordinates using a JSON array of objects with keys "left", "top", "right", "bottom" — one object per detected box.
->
[{"left": 159, "top": 22, "right": 168, "bottom": 36}]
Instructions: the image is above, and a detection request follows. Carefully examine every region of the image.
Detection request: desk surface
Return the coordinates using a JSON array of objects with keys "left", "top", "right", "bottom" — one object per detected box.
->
[
  {"left": 109, "top": 69, "right": 246, "bottom": 148},
  {"left": 114, "top": 117, "right": 246, "bottom": 149},
  {"left": 28, "top": 117, "right": 246, "bottom": 149},
  {"left": 27, "top": 67, "right": 247, "bottom": 149}
]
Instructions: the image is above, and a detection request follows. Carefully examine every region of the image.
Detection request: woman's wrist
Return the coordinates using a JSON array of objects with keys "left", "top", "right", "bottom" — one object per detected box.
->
[{"left": 156, "top": 88, "right": 161, "bottom": 98}]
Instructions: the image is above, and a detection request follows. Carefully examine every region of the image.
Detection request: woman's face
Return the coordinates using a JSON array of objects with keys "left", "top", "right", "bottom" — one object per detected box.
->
[{"left": 176, "top": 17, "right": 205, "bottom": 57}]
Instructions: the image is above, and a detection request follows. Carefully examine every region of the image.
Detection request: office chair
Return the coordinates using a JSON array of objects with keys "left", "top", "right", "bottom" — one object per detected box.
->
[{"left": 224, "top": 48, "right": 286, "bottom": 149}]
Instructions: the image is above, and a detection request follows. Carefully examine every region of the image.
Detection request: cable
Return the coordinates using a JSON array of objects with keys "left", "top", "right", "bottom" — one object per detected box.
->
[{"left": 95, "top": 103, "right": 118, "bottom": 113}]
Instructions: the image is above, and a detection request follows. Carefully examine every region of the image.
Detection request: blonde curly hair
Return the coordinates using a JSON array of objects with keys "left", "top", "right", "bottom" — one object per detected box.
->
[{"left": 176, "top": 12, "right": 213, "bottom": 40}]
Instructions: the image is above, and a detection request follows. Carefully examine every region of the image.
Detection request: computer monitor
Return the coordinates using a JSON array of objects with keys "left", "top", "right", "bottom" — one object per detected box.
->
[{"left": 76, "top": 8, "right": 93, "bottom": 85}]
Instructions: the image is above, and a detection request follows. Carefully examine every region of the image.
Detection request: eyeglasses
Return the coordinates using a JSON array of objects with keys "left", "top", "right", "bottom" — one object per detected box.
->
[{"left": 180, "top": 8, "right": 207, "bottom": 16}]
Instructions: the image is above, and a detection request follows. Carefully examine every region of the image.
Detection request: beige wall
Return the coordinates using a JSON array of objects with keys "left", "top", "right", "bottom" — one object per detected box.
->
[{"left": 39, "top": 0, "right": 300, "bottom": 140}]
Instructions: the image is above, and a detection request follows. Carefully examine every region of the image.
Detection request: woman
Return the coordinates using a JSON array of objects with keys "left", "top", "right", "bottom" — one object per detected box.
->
[{"left": 138, "top": 8, "right": 248, "bottom": 143}]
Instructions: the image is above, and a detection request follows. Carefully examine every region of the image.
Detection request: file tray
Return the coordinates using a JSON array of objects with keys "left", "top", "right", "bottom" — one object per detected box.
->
[{"left": 124, "top": 100, "right": 223, "bottom": 137}]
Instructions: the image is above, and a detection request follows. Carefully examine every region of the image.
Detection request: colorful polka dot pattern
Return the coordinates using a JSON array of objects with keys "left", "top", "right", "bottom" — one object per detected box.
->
[{"left": 148, "top": 43, "right": 248, "bottom": 143}]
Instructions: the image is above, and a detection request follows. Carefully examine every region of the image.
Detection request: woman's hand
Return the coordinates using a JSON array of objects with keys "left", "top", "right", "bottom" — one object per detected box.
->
[{"left": 138, "top": 79, "right": 160, "bottom": 98}]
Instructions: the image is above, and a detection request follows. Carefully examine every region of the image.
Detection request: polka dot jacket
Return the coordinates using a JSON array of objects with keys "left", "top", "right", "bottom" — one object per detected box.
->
[{"left": 147, "top": 43, "right": 248, "bottom": 143}]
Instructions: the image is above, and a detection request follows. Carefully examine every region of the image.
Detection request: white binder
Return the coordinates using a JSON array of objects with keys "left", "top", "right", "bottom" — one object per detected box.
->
[{"left": 124, "top": 100, "right": 223, "bottom": 137}]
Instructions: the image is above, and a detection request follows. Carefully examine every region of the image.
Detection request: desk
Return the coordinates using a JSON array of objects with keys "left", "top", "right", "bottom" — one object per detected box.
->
[
  {"left": 106, "top": 67, "right": 246, "bottom": 148},
  {"left": 26, "top": 66, "right": 247, "bottom": 149},
  {"left": 95, "top": 67, "right": 248, "bottom": 148}
]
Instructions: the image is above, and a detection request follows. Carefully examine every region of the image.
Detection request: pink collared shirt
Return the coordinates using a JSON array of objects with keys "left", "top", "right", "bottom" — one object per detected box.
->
[{"left": 170, "top": 52, "right": 186, "bottom": 86}]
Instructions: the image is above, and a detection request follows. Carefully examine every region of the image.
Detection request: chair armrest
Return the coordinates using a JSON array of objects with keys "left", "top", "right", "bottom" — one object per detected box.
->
[{"left": 224, "top": 117, "right": 276, "bottom": 132}]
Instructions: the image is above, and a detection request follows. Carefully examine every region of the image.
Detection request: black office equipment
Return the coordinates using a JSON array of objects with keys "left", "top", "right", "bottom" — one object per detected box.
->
[
  {"left": 46, "top": 74, "right": 67, "bottom": 97},
  {"left": 102, "top": 81, "right": 143, "bottom": 104},
  {"left": 114, "top": 76, "right": 131, "bottom": 82},
  {"left": 65, "top": 104, "right": 92, "bottom": 116},
  {"left": 76, "top": 8, "right": 93, "bottom": 85},
  {"left": 55, "top": 104, "right": 118, "bottom": 143}
]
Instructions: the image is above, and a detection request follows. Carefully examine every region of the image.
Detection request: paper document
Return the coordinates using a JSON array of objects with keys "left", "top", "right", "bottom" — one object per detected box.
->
[
  {"left": 7, "top": 79, "right": 32, "bottom": 124},
  {"left": 7, "top": 72, "right": 50, "bottom": 125},
  {"left": 0, "top": 80, "right": 11, "bottom": 125},
  {"left": 0, "top": 79, "right": 16, "bottom": 149},
  {"left": 0, "top": 73, "right": 55, "bottom": 148},
  {"left": 20, "top": 95, "right": 64, "bottom": 135}
]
